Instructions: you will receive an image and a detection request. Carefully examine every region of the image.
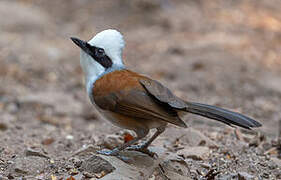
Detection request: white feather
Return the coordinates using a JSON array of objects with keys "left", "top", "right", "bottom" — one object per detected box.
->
[
  {"left": 88, "top": 29, "right": 125, "bottom": 67},
  {"left": 79, "top": 29, "right": 126, "bottom": 99}
]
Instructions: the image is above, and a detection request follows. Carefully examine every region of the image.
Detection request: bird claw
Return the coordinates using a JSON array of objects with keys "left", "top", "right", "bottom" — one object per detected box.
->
[
  {"left": 126, "top": 145, "right": 157, "bottom": 158},
  {"left": 97, "top": 148, "right": 131, "bottom": 162},
  {"left": 97, "top": 148, "right": 119, "bottom": 156}
]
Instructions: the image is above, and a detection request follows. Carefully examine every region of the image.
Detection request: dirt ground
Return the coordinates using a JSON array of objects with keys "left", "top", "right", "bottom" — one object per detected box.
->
[{"left": 0, "top": 0, "right": 281, "bottom": 179}]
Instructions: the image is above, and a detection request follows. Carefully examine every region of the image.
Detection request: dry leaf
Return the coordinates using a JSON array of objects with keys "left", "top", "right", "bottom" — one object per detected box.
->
[
  {"left": 124, "top": 133, "right": 134, "bottom": 143},
  {"left": 51, "top": 175, "right": 57, "bottom": 180},
  {"left": 66, "top": 176, "right": 75, "bottom": 180}
]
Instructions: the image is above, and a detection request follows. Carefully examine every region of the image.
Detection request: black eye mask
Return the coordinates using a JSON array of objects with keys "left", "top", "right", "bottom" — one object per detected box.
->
[
  {"left": 70, "top": 37, "right": 113, "bottom": 69},
  {"left": 85, "top": 43, "right": 113, "bottom": 69}
]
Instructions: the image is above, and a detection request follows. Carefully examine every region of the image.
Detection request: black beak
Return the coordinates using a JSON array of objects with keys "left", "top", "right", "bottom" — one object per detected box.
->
[{"left": 70, "top": 37, "right": 91, "bottom": 54}]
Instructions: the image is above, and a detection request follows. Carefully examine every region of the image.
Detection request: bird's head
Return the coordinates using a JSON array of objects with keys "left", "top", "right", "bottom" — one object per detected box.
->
[{"left": 71, "top": 29, "right": 125, "bottom": 83}]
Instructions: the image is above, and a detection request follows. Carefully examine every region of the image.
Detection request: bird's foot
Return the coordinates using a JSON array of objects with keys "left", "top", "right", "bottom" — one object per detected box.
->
[
  {"left": 97, "top": 148, "right": 119, "bottom": 156},
  {"left": 97, "top": 148, "right": 130, "bottom": 162},
  {"left": 126, "top": 145, "right": 157, "bottom": 158}
]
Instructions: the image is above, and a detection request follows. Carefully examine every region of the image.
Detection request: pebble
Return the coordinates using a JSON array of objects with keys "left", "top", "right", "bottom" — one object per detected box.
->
[
  {"left": 177, "top": 146, "right": 210, "bottom": 160},
  {"left": 200, "top": 163, "right": 211, "bottom": 169},
  {"left": 181, "top": 128, "right": 218, "bottom": 148},
  {"left": 83, "top": 171, "right": 94, "bottom": 178},
  {"left": 7, "top": 156, "right": 47, "bottom": 176},
  {"left": 238, "top": 172, "right": 255, "bottom": 180},
  {"left": 24, "top": 148, "right": 50, "bottom": 159},
  {"left": 0, "top": 175, "right": 8, "bottom": 180},
  {"left": 6, "top": 102, "right": 19, "bottom": 113},
  {"left": 66, "top": 135, "right": 74, "bottom": 140},
  {"left": 81, "top": 155, "right": 115, "bottom": 174},
  {"left": 0, "top": 123, "right": 8, "bottom": 131},
  {"left": 71, "top": 144, "right": 99, "bottom": 156},
  {"left": 102, "top": 134, "right": 123, "bottom": 149}
]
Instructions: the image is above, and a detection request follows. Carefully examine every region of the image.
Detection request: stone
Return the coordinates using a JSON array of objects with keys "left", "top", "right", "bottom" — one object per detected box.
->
[
  {"left": 156, "top": 153, "right": 191, "bottom": 179},
  {"left": 96, "top": 151, "right": 156, "bottom": 179},
  {"left": 102, "top": 134, "right": 123, "bottom": 149},
  {"left": 24, "top": 148, "right": 50, "bottom": 159},
  {"left": 117, "top": 150, "right": 155, "bottom": 168},
  {"left": 218, "top": 172, "right": 255, "bottom": 180},
  {"left": 0, "top": 175, "right": 9, "bottom": 180},
  {"left": 0, "top": 123, "right": 8, "bottom": 131},
  {"left": 238, "top": 172, "right": 255, "bottom": 180},
  {"left": 271, "top": 157, "right": 281, "bottom": 166},
  {"left": 7, "top": 157, "right": 47, "bottom": 176},
  {"left": 81, "top": 155, "right": 115, "bottom": 175},
  {"left": 72, "top": 144, "right": 99, "bottom": 156},
  {"left": 177, "top": 146, "right": 210, "bottom": 160},
  {"left": 168, "top": 128, "right": 217, "bottom": 148}
]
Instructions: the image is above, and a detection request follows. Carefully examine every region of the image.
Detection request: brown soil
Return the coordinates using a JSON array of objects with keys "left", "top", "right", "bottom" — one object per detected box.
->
[{"left": 0, "top": 0, "right": 280, "bottom": 179}]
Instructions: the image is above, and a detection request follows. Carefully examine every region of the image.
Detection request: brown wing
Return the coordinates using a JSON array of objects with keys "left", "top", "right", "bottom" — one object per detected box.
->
[
  {"left": 139, "top": 79, "right": 188, "bottom": 110},
  {"left": 93, "top": 70, "right": 187, "bottom": 128},
  {"left": 139, "top": 78, "right": 262, "bottom": 130}
]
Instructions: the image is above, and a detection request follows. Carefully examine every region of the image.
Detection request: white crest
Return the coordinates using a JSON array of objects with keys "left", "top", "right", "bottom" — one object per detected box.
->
[
  {"left": 79, "top": 29, "right": 126, "bottom": 96},
  {"left": 88, "top": 29, "right": 125, "bottom": 66}
]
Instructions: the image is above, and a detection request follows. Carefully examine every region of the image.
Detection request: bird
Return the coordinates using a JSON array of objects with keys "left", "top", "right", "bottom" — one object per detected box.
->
[{"left": 70, "top": 29, "right": 262, "bottom": 157}]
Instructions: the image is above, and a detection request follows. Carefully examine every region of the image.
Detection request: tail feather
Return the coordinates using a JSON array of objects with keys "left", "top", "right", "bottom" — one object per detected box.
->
[{"left": 184, "top": 102, "right": 262, "bottom": 129}]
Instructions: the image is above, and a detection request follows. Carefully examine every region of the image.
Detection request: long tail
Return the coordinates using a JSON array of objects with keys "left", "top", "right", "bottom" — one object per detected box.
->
[{"left": 184, "top": 102, "right": 262, "bottom": 129}]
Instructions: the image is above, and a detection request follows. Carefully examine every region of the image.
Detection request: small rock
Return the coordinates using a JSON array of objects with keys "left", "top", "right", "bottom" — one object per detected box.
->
[
  {"left": 118, "top": 150, "right": 155, "bottom": 168},
  {"left": 81, "top": 155, "right": 115, "bottom": 174},
  {"left": 249, "top": 132, "right": 265, "bottom": 147},
  {"left": 8, "top": 157, "right": 47, "bottom": 176},
  {"left": 83, "top": 171, "right": 94, "bottom": 178},
  {"left": 177, "top": 146, "right": 210, "bottom": 160},
  {"left": 65, "top": 164, "right": 73, "bottom": 170},
  {"left": 261, "top": 172, "right": 270, "bottom": 178},
  {"left": 99, "top": 153, "right": 152, "bottom": 179},
  {"left": 0, "top": 175, "right": 9, "bottom": 180},
  {"left": 7, "top": 174, "right": 14, "bottom": 179},
  {"left": 159, "top": 153, "right": 191, "bottom": 178},
  {"left": 0, "top": 123, "right": 8, "bottom": 131},
  {"left": 102, "top": 134, "right": 123, "bottom": 149},
  {"left": 204, "top": 169, "right": 220, "bottom": 179},
  {"left": 181, "top": 128, "right": 217, "bottom": 148},
  {"left": 69, "top": 168, "right": 79, "bottom": 176},
  {"left": 14, "top": 167, "right": 28, "bottom": 174},
  {"left": 24, "top": 148, "right": 49, "bottom": 159},
  {"left": 238, "top": 172, "right": 255, "bottom": 180},
  {"left": 200, "top": 163, "right": 211, "bottom": 169},
  {"left": 217, "top": 173, "right": 236, "bottom": 180},
  {"left": 169, "top": 46, "right": 185, "bottom": 56},
  {"left": 35, "top": 173, "right": 45, "bottom": 180},
  {"left": 271, "top": 157, "right": 281, "bottom": 167},
  {"left": 72, "top": 144, "right": 99, "bottom": 156},
  {"left": 69, "top": 157, "right": 82, "bottom": 168},
  {"left": 268, "top": 161, "right": 277, "bottom": 170},
  {"left": 66, "top": 135, "right": 74, "bottom": 140},
  {"left": 41, "top": 138, "right": 55, "bottom": 145},
  {"left": 192, "top": 62, "right": 205, "bottom": 71},
  {"left": 5, "top": 102, "right": 19, "bottom": 113},
  {"left": 94, "top": 171, "right": 107, "bottom": 179}
]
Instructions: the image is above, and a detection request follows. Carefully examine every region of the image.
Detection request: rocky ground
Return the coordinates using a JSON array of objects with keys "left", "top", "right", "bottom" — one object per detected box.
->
[{"left": 0, "top": 0, "right": 281, "bottom": 179}]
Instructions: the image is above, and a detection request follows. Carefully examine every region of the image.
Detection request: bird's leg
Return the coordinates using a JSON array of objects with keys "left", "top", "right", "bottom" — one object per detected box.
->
[
  {"left": 97, "top": 128, "right": 148, "bottom": 156},
  {"left": 126, "top": 126, "right": 166, "bottom": 156},
  {"left": 141, "top": 126, "right": 166, "bottom": 149}
]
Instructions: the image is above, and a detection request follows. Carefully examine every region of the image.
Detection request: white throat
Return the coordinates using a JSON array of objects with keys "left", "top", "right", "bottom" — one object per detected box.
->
[
  {"left": 80, "top": 51, "right": 124, "bottom": 95},
  {"left": 79, "top": 29, "right": 126, "bottom": 96}
]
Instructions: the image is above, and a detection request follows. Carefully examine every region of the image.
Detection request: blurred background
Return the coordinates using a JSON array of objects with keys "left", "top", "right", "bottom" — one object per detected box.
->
[{"left": 0, "top": 0, "right": 281, "bottom": 179}]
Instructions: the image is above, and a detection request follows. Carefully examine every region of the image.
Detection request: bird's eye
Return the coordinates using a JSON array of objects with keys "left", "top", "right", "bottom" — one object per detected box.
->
[{"left": 96, "top": 48, "right": 105, "bottom": 57}]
